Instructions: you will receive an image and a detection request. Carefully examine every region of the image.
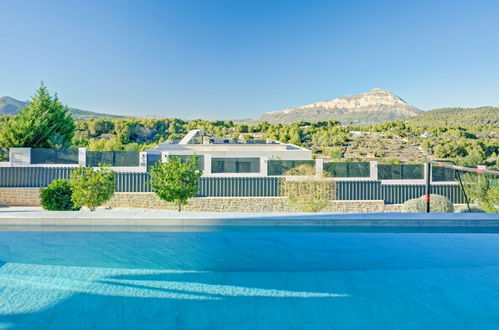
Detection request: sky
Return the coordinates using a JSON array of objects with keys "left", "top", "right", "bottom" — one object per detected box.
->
[{"left": 1, "top": 0, "right": 499, "bottom": 119}]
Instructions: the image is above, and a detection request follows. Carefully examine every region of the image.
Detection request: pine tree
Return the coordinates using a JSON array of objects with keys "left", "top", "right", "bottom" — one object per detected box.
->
[{"left": 0, "top": 83, "right": 75, "bottom": 149}]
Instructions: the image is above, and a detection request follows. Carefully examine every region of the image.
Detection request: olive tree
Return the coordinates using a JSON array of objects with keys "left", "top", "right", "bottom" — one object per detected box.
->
[
  {"left": 70, "top": 166, "right": 116, "bottom": 211},
  {"left": 281, "top": 164, "right": 335, "bottom": 212},
  {"left": 148, "top": 155, "right": 203, "bottom": 211}
]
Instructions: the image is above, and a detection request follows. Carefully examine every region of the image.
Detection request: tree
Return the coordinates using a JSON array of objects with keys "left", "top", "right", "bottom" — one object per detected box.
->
[
  {"left": 0, "top": 83, "right": 75, "bottom": 149},
  {"left": 70, "top": 166, "right": 116, "bottom": 211},
  {"left": 148, "top": 155, "right": 203, "bottom": 211},
  {"left": 462, "top": 174, "right": 498, "bottom": 213},
  {"left": 280, "top": 164, "right": 335, "bottom": 212}
]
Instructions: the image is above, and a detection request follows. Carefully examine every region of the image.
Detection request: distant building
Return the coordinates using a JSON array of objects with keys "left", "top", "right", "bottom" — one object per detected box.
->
[
  {"left": 420, "top": 132, "right": 433, "bottom": 138},
  {"left": 146, "top": 130, "right": 312, "bottom": 176}
]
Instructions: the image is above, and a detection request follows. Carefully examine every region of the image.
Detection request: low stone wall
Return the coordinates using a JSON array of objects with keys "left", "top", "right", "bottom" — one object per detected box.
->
[
  {"left": 104, "top": 192, "right": 386, "bottom": 213},
  {"left": 0, "top": 188, "right": 455, "bottom": 213},
  {"left": 0, "top": 188, "right": 41, "bottom": 206},
  {"left": 383, "top": 204, "right": 405, "bottom": 213}
]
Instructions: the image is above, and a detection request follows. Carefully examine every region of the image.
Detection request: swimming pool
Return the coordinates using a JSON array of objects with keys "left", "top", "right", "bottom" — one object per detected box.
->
[{"left": 0, "top": 227, "right": 498, "bottom": 329}]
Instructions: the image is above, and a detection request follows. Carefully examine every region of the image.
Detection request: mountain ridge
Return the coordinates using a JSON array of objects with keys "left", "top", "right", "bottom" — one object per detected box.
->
[
  {"left": 0, "top": 96, "right": 125, "bottom": 120},
  {"left": 240, "top": 88, "right": 422, "bottom": 125}
]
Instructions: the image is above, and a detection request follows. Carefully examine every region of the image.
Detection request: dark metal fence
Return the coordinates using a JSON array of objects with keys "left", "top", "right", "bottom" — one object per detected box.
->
[
  {"left": 0, "top": 167, "right": 73, "bottom": 187},
  {"left": 324, "top": 162, "right": 370, "bottom": 177},
  {"left": 378, "top": 164, "right": 425, "bottom": 180},
  {"left": 31, "top": 148, "right": 79, "bottom": 165},
  {"left": 87, "top": 151, "right": 140, "bottom": 167},
  {"left": 267, "top": 160, "right": 315, "bottom": 176},
  {"left": 432, "top": 166, "right": 457, "bottom": 182},
  {"left": 0, "top": 168, "right": 281, "bottom": 197},
  {"left": 0, "top": 167, "right": 465, "bottom": 203},
  {"left": 197, "top": 177, "right": 280, "bottom": 197},
  {"left": 336, "top": 181, "right": 465, "bottom": 204}
]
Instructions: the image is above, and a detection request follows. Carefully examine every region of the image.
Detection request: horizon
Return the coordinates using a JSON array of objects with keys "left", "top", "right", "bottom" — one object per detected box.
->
[{"left": 1, "top": 0, "right": 499, "bottom": 119}]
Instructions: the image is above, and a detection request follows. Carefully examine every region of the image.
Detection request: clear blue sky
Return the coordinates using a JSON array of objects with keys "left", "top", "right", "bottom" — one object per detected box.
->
[{"left": 1, "top": 0, "right": 499, "bottom": 119}]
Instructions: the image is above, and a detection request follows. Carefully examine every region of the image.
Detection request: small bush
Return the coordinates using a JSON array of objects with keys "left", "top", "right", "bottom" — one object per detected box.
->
[
  {"left": 281, "top": 178, "right": 335, "bottom": 212},
  {"left": 70, "top": 166, "right": 116, "bottom": 211},
  {"left": 455, "top": 205, "right": 486, "bottom": 213},
  {"left": 402, "top": 198, "right": 422, "bottom": 213},
  {"left": 40, "top": 179, "right": 80, "bottom": 211},
  {"left": 283, "top": 164, "right": 316, "bottom": 176},
  {"left": 403, "top": 194, "right": 454, "bottom": 213}
]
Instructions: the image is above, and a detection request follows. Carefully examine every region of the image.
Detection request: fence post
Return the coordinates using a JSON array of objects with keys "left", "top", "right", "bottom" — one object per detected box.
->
[
  {"left": 370, "top": 161, "right": 378, "bottom": 180},
  {"left": 425, "top": 162, "right": 431, "bottom": 213},
  {"left": 139, "top": 152, "right": 147, "bottom": 169},
  {"left": 260, "top": 157, "right": 268, "bottom": 177},
  {"left": 315, "top": 158, "right": 324, "bottom": 177},
  {"left": 78, "top": 147, "right": 86, "bottom": 167},
  {"left": 203, "top": 154, "right": 212, "bottom": 177},
  {"left": 9, "top": 148, "right": 31, "bottom": 166}
]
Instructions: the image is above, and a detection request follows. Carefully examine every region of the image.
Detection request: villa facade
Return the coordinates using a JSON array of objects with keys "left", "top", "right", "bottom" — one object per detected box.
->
[{"left": 146, "top": 130, "right": 312, "bottom": 177}]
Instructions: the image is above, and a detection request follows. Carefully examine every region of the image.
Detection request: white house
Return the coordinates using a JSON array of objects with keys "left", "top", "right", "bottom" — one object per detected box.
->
[{"left": 146, "top": 130, "right": 312, "bottom": 176}]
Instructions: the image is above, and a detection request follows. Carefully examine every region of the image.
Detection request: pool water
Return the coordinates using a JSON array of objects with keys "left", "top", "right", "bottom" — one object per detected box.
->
[{"left": 0, "top": 228, "right": 498, "bottom": 329}]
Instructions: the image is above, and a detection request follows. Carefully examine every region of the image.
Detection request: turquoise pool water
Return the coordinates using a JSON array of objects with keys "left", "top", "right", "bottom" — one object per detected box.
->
[{"left": 0, "top": 227, "right": 498, "bottom": 329}]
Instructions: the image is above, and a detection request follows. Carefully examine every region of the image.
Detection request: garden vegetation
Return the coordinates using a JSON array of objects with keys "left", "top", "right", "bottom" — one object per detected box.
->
[{"left": 148, "top": 155, "right": 203, "bottom": 211}]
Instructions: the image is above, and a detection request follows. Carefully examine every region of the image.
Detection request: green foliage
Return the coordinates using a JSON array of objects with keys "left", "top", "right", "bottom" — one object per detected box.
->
[
  {"left": 403, "top": 194, "right": 454, "bottom": 213},
  {"left": 281, "top": 164, "right": 334, "bottom": 212},
  {"left": 407, "top": 107, "right": 499, "bottom": 127},
  {"left": 381, "top": 158, "right": 401, "bottom": 164},
  {"left": 69, "top": 166, "right": 116, "bottom": 211},
  {"left": 283, "top": 164, "right": 316, "bottom": 176},
  {"left": 327, "top": 146, "right": 344, "bottom": 159},
  {"left": 402, "top": 198, "right": 421, "bottom": 213},
  {"left": 281, "top": 178, "right": 335, "bottom": 212},
  {"left": 40, "top": 179, "right": 80, "bottom": 211},
  {"left": 454, "top": 205, "right": 486, "bottom": 213},
  {"left": 462, "top": 174, "right": 498, "bottom": 213},
  {"left": 0, "top": 83, "right": 75, "bottom": 149},
  {"left": 148, "top": 155, "right": 203, "bottom": 211}
]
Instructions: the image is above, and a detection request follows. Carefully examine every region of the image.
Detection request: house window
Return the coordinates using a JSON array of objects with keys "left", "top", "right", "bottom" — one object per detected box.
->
[{"left": 211, "top": 158, "right": 260, "bottom": 173}]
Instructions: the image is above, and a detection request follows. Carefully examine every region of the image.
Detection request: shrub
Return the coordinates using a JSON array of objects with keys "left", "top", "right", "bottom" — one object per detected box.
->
[
  {"left": 283, "top": 164, "right": 316, "bottom": 176},
  {"left": 40, "top": 179, "right": 80, "bottom": 211},
  {"left": 403, "top": 194, "right": 454, "bottom": 213},
  {"left": 402, "top": 198, "right": 422, "bottom": 213},
  {"left": 148, "top": 155, "right": 203, "bottom": 211},
  {"left": 281, "top": 162, "right": 335, "bottom": 212},
  {"left": 70, "top": 166, "right": 116, "bottom": 211},
  {"left": 455, "top": 205, "right": 486, "bottom": 213},
  {"left": 281, "top": 178, "right": 335, "bottom": 212},
  {"left": 461, "top": 174, "right": 498, "bottom": 213}
]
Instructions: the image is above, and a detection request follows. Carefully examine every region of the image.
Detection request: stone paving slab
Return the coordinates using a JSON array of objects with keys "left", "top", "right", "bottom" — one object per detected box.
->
[{"left": 0, "top": 207, "right": 497, "bottom": 228}]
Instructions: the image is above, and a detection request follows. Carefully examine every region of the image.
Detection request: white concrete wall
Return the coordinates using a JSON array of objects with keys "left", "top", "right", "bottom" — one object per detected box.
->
[{"left": 9, "top": 148, "right": 31, "bottom": 166}]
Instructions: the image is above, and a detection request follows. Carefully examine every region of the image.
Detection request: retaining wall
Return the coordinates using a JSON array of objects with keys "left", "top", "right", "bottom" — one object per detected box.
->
[
  {"left": 104, "top": 193, "right": 386, "bottom": 213},
  {"left": 0, "top": 188, "right": 386, "bottom": 213},
  {"left": 0, "top": 188, "right": 41, "bottom": 206}
]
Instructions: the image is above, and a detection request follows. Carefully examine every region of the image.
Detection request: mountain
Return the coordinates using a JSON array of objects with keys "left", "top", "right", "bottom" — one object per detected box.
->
[
  {"left": 242, "top": 88, "right": 422, "bottom": 125},
  {"left": 0, "top": 96, "right": 125, "bottom": 120},
  {"left": 407, "top": 107, "right": 499, "bottom": 127},
  {"left": 0, "top": 96, "right": 25, "bottom": 115}
]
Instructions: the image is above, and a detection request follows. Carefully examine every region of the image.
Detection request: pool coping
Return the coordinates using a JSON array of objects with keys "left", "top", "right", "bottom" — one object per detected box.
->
[{"left": 0, "top": 209, "right": 498, "bottom": 228}]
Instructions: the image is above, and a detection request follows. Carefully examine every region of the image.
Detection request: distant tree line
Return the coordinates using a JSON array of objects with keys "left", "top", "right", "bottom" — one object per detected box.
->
[{"left": 0, "top": 85, "right": 497, "bottom": 169}]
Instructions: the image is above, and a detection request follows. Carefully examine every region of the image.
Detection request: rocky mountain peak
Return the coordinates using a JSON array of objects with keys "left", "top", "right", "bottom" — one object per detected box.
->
[{"left": 242, "top": 89, "right": 422, "bottom": 125}]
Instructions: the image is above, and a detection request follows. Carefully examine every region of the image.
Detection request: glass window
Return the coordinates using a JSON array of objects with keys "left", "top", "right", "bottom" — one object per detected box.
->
[{"left": 211, "top": 157, "right": 260, "bottom": 173}]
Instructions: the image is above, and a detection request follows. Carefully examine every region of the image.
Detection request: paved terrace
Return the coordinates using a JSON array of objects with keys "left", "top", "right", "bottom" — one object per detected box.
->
[{"left": 0, "top": 207, "right": 498, "bottom": 229}]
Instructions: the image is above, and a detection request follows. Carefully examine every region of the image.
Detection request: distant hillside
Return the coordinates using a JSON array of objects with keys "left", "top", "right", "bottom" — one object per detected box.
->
[
  {"left": 0, "top": 96, "right": 125, "bottom": 120},
  {"left": 407, "top": 107, "right": 499, "bottom": 127},
  {"left": 0, "top": 96, "right": 25, "bottom": 115},
  {"left": 241, "top": 88, "right": 422, "bottom": 125}
]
